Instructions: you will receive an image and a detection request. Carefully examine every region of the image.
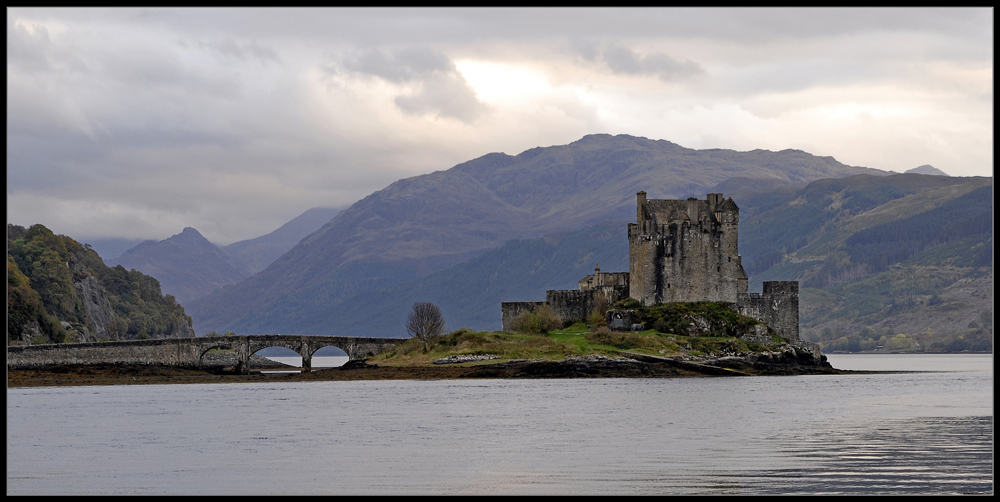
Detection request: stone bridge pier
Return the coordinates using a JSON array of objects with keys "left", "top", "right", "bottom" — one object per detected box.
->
[{"left": 229, "top": 335, "right": 401, "bottom": 374}]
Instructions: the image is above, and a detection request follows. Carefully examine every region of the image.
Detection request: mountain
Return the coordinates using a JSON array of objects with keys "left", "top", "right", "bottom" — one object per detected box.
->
[
  {"left": 224, "top": 220, "right": 630, "bottom": 336},
  {"left": 905, "top": 164, "right": 949, "bottom": 176},
  {"left": 188, "top": 133, "right": 888, "bottom": 334},
  {"left": 223, "top": 206, "right": 342, "bottom": 274},
  {"left": 110, "top": 207, "right": 342, "bottom": 305},
  {"left": 731, "top": 173, "right": 992, "bottom": 352},
  {"left": 112, "top": 227, "right": 251, "bottom": 305},
  {"left": 8, "top": 224, "right": 195, "bottom": 344}
]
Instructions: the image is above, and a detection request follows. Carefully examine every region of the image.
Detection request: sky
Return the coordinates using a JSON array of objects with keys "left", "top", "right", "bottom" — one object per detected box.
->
[{"left": 7, "top": 7, "right": 993, "bottom": 245}]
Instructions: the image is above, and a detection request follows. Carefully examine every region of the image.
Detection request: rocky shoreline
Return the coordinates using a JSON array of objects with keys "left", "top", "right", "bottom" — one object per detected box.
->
[{"left": 7, "top": 346, "right": 864, "bottom": 387}]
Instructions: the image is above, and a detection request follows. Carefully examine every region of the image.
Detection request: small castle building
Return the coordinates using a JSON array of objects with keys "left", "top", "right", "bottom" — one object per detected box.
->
[{"left": 501, "top": 191, "right": 800, "bottom": 341}]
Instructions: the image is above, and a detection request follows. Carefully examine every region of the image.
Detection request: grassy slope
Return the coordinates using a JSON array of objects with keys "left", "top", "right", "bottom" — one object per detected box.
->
[{"left": 379, "top": 322, "right": 787, "bottom": 367}]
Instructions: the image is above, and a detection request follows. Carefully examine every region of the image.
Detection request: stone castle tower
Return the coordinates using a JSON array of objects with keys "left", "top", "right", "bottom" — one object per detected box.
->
[{"left": 628, "top": 191, "right": 748, "bottom": 305}]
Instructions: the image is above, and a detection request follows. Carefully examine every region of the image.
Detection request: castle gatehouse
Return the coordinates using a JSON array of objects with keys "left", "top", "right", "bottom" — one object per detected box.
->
[{"left": 501, "top": 191, "right": 800, "bottom": 341}]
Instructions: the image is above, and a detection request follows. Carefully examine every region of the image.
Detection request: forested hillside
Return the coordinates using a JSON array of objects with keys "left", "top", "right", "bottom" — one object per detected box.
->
[
  {"left": 732, "top": 174, "right": 992, "bottom": 352},
  {"left": 7, "top": 224, "right": 195, "bottom": 345}
]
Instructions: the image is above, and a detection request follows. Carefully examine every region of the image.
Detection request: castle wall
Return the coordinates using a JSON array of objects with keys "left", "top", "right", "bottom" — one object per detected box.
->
[
  {"left": 500, "top": 301, "right": 546, "bottom": 331},
  {"left": 579, "top": 271, "right": 630, "bottom": 291},
  {"left": 736, "top": 281, "right": 800, "bottom": 341},
  {"left": 547, "top": 290, "right": 594, "bottom": 324}
]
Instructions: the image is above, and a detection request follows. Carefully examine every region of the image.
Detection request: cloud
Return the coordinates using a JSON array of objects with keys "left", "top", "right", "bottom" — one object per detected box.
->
[
  {"left": 194, "top": 38, "right": 281, "bottom": 64},
  {"left": 602, "top": 43, "right": 704, "bottom": 81},
  {"left": 394, "top": 71, "right": 487, "bottom": 123},
  {"left": 344, "top": 47, "right": 452, "bottom": 82},
  {"left": 7, "top": 18, "right": 54, "bottom": 72},
  {"left": 341, "top": 47, "right": 486, "bottom": 122}
]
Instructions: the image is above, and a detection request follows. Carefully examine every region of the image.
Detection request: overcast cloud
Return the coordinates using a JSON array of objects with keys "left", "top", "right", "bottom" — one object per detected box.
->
[{"left": 6, "top": 8, "right": 993, "bottom": 245}]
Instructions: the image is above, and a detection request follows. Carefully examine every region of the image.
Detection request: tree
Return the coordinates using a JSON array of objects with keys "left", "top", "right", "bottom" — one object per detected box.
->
[{"left": 406, "top": 302, "right": 445, "bottom": 352}]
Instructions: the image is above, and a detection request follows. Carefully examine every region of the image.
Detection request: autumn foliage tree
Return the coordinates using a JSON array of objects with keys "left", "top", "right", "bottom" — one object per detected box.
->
[{"left": 406, "top": 302, "right": 445, "bottom": 352}]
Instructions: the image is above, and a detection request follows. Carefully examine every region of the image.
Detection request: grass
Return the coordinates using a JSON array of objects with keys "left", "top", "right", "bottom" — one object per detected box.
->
[{"left": 375, "top": 321, "right": 789, "bottom": 366}]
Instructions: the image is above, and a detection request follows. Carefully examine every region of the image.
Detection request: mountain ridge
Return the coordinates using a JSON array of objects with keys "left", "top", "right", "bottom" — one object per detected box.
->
[{"left": 187, "top": 133, "right": 889, "bottom": 334}]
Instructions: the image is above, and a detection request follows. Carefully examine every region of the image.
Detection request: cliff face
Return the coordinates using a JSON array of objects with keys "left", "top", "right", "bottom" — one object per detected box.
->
[{"left": 68, "top": 255, "right": 112, "bottom": 342}]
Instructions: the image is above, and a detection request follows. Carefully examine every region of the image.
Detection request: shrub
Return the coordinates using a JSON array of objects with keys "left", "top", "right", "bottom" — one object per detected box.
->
[{"left": 510, "top": 304, "right": 562, "bottom": 334}]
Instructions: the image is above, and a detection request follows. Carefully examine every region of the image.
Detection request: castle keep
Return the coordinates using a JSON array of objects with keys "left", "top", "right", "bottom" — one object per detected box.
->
[{"left": 501, "top": 192, "right": 800, "bottom": 341}]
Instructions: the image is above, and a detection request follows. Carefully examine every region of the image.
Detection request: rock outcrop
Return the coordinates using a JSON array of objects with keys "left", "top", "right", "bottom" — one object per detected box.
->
[{"left": 69, "top": 255, "right": 114, "bottom": 342}]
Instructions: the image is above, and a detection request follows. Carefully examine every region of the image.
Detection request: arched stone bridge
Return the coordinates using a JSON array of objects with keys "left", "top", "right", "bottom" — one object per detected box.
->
[{"left": 7, "top": 335, "right": 403, "bottom": 374}]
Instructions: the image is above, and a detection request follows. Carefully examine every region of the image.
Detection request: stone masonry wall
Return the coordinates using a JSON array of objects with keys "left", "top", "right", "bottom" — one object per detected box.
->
[
  {"left": 501, "top": 301, "right": 547, "bottom": 331},
  {"left": 546, "top": 286, "right": 629, "bottom": 325},
  {"left": 736, "top": 281, "right": 800, "bottom": 342}
]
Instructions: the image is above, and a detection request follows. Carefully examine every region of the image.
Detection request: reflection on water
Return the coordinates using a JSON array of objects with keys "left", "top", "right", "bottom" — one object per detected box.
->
[
  {"left": 6, "top": 354, "right": 993, "bottom": 495},
  {"left": 259, "top": 356, "right": 348, "bottom": 373}
]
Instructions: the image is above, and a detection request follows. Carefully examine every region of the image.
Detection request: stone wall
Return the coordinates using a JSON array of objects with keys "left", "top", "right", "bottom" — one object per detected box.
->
[
  {"left": 7, "top": 338, "right": 203, "bottom": 368},
  {"left": 546, "top": 286, "right": 629, "bottom": 325},
  {"left": 736, "top": 281, "right": 800, "bottom": 342},
  {"left": 500, "top": 301, "right": 546, "bottom": 331},
  {"left": 578, "top": 270, "right": 630, "bottom": 290}
]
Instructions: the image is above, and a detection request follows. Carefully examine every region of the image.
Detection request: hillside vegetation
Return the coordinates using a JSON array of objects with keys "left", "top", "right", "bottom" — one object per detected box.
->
[
  {"left": 383, "top": 316, "right": 788, "bottom": 368},
  {"left": 7, "top": 224, "right": 195, "bottom": 345},
  {"left": 734, "top": 174, "right": 992, "bottom": 352}
]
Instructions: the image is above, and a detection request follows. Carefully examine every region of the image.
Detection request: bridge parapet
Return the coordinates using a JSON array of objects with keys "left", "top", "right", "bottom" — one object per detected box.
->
[{"left": 7, "top": 335, "right": 403, "bottom": 373}]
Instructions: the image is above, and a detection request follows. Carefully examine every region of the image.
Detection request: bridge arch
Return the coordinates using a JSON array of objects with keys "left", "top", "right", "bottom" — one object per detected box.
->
[{"left": 196, "top": 341, "right": 237, "bottom": 367}]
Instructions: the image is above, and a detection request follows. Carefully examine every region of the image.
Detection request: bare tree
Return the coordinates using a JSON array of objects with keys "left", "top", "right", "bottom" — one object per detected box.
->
[{"left": 406, "top": 302, "right": 445, "bottom": 351}]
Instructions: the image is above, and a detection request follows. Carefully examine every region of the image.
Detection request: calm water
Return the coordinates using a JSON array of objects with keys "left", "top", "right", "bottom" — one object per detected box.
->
[{"left": 7, "top": 354, "right": 993, "bottom": 495}]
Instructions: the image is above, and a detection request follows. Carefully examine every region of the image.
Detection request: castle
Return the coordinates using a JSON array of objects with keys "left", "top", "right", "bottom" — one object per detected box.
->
[{"left": 501, "top": 191, "right": 800, "bottom": 341}]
